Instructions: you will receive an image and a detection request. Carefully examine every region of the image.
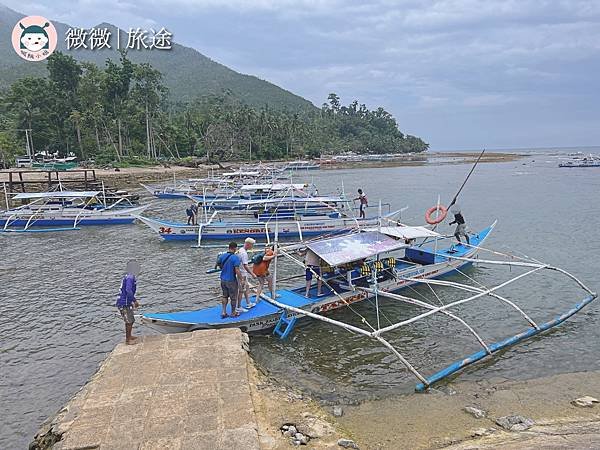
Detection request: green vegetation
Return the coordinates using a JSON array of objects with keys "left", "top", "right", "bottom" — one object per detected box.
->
[{"left": 0, "top": 52, "right": 428, "bottom": 165}]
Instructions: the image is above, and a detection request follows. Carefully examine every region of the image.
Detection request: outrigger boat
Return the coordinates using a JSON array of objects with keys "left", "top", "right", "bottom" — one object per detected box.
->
[
  {"left": 141, "top": 225, "right": 492, "bottom": 333},
  {"left": 1, "top": 190, "right": 149, "bottom": 232},
  {"left": 141, "top": 221, "right": 597, "bottom": 391},
  {"left": 135, "top": 211, "right": 385, "bottom": 242}
]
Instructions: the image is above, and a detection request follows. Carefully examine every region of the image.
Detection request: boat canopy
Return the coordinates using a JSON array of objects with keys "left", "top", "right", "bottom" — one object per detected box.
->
[
  {"left": 222, "top": 171, "right": 260, "bottom": 177},
  {"left": 307, "top": 231, "right": 407, "bottom": 266},
  {"left": 238, "top": 196, "right": 347, "bottom": 206},
  {"left": 12, "top": 191, "right": 101, "bottom": 200},
  {"left": 367, "top": 226, "right": 441, "bottom": 240},
  {"left": 240, "top": 183, "right": 307, "bottom": 191}
]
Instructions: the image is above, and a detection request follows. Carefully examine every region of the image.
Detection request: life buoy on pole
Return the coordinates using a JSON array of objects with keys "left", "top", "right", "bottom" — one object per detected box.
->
[{"left": 425, "top": 205, "right": 448, "bottom": 225}]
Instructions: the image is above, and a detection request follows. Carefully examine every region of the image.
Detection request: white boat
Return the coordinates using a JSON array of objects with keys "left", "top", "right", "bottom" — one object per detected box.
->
[
  {"left": 1, "top": 191, "right": 149, "bottom": 232},
  {"left": 135, "top": 213, "right": 381, "bottom": 242}
]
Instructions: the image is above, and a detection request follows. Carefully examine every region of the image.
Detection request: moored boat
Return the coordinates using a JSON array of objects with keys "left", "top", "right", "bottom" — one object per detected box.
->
[
  {"left": 1, "top": 191, "right": 149, "bottom": 232},
  {"left": 141, "top": 224, "right": 493, "bottom": 333}
]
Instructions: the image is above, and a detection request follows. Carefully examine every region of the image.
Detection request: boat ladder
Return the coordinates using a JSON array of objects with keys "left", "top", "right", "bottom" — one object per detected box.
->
[{"left": 273, "top": 310, "right": 297, "bottom": 340}]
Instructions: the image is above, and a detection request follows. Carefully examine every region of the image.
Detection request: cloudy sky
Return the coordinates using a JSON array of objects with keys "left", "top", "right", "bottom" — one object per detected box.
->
[{"left": 5, "top": 0, "right": 600, "bottom": 150}]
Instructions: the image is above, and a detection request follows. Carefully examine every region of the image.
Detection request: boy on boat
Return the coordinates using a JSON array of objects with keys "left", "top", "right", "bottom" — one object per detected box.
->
[
  {"left": 218, "top": 242, "right": 242, "bottom": 318},
  {"left": 449, "top": 209, "right": 470, "bottom": 245},
  {"left": 116, "top": 260, "right": 141, "bottom": 345},
  {"left": 354, "top": 189, "right": 368, "bottom": 219},
  {"left": 253, "top": 246, "right": 277, "bottom": 299},
  {"left": 237, "top": 237, "right": 257, "bottom": 311}
]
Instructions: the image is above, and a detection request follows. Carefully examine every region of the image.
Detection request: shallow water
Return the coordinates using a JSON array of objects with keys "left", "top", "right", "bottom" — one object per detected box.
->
[{"left": 1, "top": 150, "right": 599, "bottom": 448}]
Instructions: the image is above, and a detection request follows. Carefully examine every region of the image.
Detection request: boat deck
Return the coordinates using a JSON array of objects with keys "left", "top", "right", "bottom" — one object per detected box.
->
[{"left": 144, "top": 289, "right": 319, "bottom": 326}]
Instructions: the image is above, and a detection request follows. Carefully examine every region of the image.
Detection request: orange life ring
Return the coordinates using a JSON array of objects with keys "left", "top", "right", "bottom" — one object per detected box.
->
[{"left": 425, "top": 205, "right": 448, "bottom": 225}]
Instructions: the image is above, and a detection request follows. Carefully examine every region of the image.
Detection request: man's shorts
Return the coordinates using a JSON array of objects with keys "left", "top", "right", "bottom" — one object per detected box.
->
[
  {"left": 455, "top": 223, "right": 467, "bottom": 236},
  {"left": 119, "top": 306, "right": 135, "bottom": 324},
  {"left": 306, "top": 265, "right": 321, "bottom": 281},
  {"left": 238, "top": 276, "right": 249, "bottom": 291},
  {"left": 257, "top": 272, "right": 272, "bottom": 282},
  {"left": 221, "top": 280, "right": 238, "bottom": 300}
]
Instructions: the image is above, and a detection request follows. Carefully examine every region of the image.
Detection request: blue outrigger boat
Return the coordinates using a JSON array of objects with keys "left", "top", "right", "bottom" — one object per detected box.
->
[
  {"left": 141, "top": 222, "right": 597, "bottom": 391},
  {"left": 141, "top": 225, "right": 492, "bottom": 334}
]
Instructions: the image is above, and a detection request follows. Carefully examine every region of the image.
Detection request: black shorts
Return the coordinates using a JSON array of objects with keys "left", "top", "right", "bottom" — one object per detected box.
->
[
  {"left": 221, "top": 280, "right": 238, "bottom": 300},
  {"left": 306, "top": 266, "right": 321, "bottom": 281}
]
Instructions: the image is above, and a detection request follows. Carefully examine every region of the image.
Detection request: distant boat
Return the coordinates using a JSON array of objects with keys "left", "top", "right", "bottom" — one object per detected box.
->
[
  {"left": 282, "top": 160, "right": 320, "bottom": 170},
  {"left": 559, "top": 154, "right": 600, "bottom": 168}
]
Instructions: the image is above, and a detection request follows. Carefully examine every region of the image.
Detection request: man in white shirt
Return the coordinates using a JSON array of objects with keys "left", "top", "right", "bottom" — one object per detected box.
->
[{"left": 237, "top": 237, "right": 257, "bottom": 311}]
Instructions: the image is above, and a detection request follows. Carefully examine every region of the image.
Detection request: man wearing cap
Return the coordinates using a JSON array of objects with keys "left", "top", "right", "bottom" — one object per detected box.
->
[{"left": 237, "top": 237, "right": 257, "bottom": 311}]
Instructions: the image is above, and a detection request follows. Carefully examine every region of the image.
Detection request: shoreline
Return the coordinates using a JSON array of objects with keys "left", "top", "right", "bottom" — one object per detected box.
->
[{"left": 0, "top": 151, "right": 525, "bottom": 191}]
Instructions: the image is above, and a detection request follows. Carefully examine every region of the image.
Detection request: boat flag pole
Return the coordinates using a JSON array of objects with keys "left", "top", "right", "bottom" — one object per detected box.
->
[
  {"left": 449, "top": 148, "right": 486, "bottom": 209},
  {"left": 425, "top": 148, "right": 486, "bottom": 239}
]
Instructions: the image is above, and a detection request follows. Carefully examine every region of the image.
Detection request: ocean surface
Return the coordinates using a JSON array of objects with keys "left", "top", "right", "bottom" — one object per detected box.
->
[{"left": 1, "top": 147, "right": 599, "bottom": 448}]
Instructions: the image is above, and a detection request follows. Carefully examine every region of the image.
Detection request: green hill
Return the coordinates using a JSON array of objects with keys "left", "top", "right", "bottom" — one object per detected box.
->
[{"left": 0, "top": 4, "right": 315, "bottom": 111}]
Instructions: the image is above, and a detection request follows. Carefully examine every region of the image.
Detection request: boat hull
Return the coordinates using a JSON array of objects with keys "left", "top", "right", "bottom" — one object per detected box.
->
[
  {"left": 1, "top": 205, "right": 148, "bottom": 230},
  {"left": 0, "top": 217, "right": 134, "bottom": 226},
  {"left": 137, "top": 215, "right": 375, "bottom": 241}
]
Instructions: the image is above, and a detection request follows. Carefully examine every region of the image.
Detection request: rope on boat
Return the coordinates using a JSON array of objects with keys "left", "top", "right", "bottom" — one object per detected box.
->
[
  {"left": 373, "top": 267, "right": 546, "bottom": 337},
  {"left": 432, "top": 252, "right": 597, "bottom": 297},
  {"left": 359, "top": 287, "right": 491, "bottom": 354},
  {"left": 277, "top": 246, "right": 378, "bottom": 332},
  {"left": 399, "top": 275, "right": 540, "bottom": 329}
]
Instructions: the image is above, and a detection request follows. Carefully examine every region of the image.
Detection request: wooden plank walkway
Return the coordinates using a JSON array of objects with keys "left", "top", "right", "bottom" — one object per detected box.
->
[{"left": 35, "top": 329, "right": 260, "bottom": 450}]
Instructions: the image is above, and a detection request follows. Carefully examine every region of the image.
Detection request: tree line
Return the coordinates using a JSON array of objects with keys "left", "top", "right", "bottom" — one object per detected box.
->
[{"left": 0, "top": 51, "right": 428, "bottom": 166}]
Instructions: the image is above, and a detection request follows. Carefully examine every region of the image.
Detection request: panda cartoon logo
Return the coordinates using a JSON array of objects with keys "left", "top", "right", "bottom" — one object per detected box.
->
[
  {"left": 19, "top": 22, "right": 50, "bottom": 52},
  {"left": 12, "top": 16, "right": 57, "bottom": 61}
]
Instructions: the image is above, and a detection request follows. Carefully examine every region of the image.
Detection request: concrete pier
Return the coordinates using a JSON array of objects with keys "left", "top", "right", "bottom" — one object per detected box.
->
[{"left": 32, "top": 329, "right": 260, "bottom": 450}]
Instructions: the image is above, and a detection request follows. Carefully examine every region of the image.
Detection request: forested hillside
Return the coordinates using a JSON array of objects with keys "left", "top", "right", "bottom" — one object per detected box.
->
[{"left": 0, "top": 52, "right": 428, "bottom": 165}]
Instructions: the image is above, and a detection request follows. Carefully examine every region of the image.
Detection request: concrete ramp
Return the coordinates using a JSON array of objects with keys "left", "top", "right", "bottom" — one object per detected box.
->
[{"left": 33, "top": 329, "right": 260, "bottom": 450}]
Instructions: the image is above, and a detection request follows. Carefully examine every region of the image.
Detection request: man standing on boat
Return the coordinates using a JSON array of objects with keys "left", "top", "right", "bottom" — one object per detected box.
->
[
  {"left": 186, "top": 202, "right": 198, "bottom": 225},
  {"left": 354, "top": 189, "right": 368, "bottom": 219},
  {"left": 218, "top": 242, "right": 242, "bottom": 318},
  {"left": 116, "top": 260, "right": 141, "bottom": 345},
  {"left": 253, "top": 246, "right": 277, "bottom": 299},
  {"left": 449, "top": 208, "right": 470, "bottom": 245},
  {"left": 237, "top": 237, "right": 257, "bottom": 311}
]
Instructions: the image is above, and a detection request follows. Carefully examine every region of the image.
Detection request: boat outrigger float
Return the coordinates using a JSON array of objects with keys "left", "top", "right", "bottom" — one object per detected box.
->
[{"left": 141, "top": 222, "right": 597, "bottom": 391}]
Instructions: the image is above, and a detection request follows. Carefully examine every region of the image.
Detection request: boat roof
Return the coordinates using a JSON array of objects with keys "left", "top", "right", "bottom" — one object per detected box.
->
[
  {"left": 222, "top": 171, "right": 260, "bottom": 177},
  {"left": 12, "top": 191, "right": 101, "bottom": 200},
  {"left": 366, "top": 225, "right": 441, "bottom": 240},
  {"left": 238, "top": 196, "right": 346, "bottom": 206},
  {"left": 307, "top": 231, "right": 407, "bottom": 266},
  {"left": 240, "top": 183, "right": 307, "bottom": 191}
]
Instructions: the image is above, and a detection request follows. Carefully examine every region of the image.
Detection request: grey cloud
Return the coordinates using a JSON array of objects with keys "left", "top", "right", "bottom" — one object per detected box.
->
[{"left": 3, "top": 0, "right": 598, "bottom": 149}]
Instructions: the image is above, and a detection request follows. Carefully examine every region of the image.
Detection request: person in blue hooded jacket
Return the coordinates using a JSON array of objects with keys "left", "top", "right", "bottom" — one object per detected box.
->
[{"left": 116, "top": 260, "right": 141, "bottom": 345}]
